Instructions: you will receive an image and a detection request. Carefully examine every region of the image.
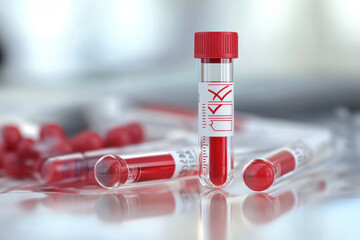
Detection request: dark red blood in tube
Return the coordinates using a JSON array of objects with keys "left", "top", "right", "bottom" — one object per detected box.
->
[
  {"left": 243, "top": 151, "right": 296, "bottom": 191},
  {"left": 2, "top": 125, "right": 22, "bottom": 151},
  {"left": 71, "top": 131, "right": 104, "bottom": 152},
  {"left": 128, "top": 154, "right": 176, "bottom": 182},
  {"left": 209, "top": 137, "right": 228, "bottom": 186},
  {"left": 40, "top": 123, "right": 66, "bottom": 141},
  {"left": 96, "top": 153, "right": 176, "bottom": 188}
]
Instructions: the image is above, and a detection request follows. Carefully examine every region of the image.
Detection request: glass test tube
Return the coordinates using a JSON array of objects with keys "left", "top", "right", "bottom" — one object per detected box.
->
[
  {"left": 195, "top": 32, "right": 238, "bottom": 188},
  {"left": 243, "top": 130, "right": 333, "bottom": 191},
  {"left": 41, "top": 136, "right": 196, "bottom": 185},
  {"left": 95, "top": 147, "right": 199, "bottom": 189},
  {"left": 94, "top": 146, "right": 249, "bottom": 190}
]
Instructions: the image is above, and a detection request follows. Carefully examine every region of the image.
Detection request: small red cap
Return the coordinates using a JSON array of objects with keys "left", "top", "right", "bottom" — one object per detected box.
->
[
  {"left": 71, "top": 131, "right": 104, "bottom": 152},
  {"left": 40, "top": 123, "right": 66, "bottom": 141},
  {"left": 194, "top": 32, "right": 238, "bottom": 59},
  {"left": 243, "top": 159, "right": 275, "bottom": 191}
]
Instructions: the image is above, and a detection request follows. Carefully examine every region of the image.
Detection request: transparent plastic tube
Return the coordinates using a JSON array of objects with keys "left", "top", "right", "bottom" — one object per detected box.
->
[
  {"left": 243, "top": 130, "right": 333, "bottom": 191},
  {"left": 94, "top": 146, "right": 250, "bottom": 189},
  {"left": 195, "top": 32, "right": 238, "bottom": 188},
  {"left": 95, "top": 147, "right": 199, "bottom": 189},
  {"left": 198, "top": 59, "right": 234, "bottom": 188},
  {"left": 41, "top": 136, "right": 195, "bottom": 185}
]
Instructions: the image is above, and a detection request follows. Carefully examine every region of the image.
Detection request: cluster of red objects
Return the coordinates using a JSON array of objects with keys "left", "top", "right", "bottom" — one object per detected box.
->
[{"left": 0, "top": 122, "right": 144, "bottom": 179}]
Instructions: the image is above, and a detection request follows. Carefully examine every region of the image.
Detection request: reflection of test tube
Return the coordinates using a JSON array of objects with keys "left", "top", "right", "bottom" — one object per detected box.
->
[
  {"left": 95, "top": 180, "right": 200, "bottom": 222},
  {"left": 200, "top": 191, "right": 231, "bottom": 240},
  {"left": 41, "top": 136, "right": 196, "bottom": 185},
  {"left": 243, "top": 131, "right": 332, "bottom": 191},
  {"left": 242, "top": 179, "right": 327, "bottom": 224},
  {"left": 195, "top": 32, "right": 238, "bottom": 188}
]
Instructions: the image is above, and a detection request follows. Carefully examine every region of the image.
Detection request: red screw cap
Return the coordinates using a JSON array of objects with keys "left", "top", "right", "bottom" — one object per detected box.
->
[
  {"left": 194, "top": 32, "right": 238, "bottom": 59},
  {"left": 71, "top": 131, "right": 104, "bottom": 152},
  {"left": 1, "top": 125, "right": 23, "bottom": 151},
  {"left": 40, "top": 123, "right": 66, "bottom": 141},
  {"left": 105, "top": 127, "right": 133, "bottom": 147},
  {"left": 126, "top": 122, "right": 145, "bottom": 144}
]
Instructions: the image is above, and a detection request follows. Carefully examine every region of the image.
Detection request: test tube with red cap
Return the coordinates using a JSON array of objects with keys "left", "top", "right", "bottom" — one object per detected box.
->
[
  {"left": 243, "top": 130, "right": 333, "bottom": 191},
  {"left": 194, "top": 32, "right": 238, "bottom": 188}
]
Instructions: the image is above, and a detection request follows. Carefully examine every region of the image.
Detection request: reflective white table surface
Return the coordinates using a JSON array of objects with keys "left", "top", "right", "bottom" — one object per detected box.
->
[{"left": 0, "top": 157, "right": 360, "bottom": 240}]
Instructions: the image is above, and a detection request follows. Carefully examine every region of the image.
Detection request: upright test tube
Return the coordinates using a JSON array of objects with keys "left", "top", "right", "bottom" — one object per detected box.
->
[{"left": 195, "top": 32, "right": 238, "bottom": 188}]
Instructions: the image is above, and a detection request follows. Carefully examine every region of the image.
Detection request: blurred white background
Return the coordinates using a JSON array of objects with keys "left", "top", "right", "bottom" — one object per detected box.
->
[{"left": 0, "top": 0, "right": 359, "bottom": 119}]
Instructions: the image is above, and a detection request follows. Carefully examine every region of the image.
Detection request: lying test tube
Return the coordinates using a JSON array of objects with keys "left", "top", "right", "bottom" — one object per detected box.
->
[
  {"left": 40, "top": 135, "right": 196, "bottom": 185},
  {"left": 243, "top": 129, "right": 333, "bottom": 191},
  {"left": 94, "top": 146, "right": 250, "bottom": 189}
]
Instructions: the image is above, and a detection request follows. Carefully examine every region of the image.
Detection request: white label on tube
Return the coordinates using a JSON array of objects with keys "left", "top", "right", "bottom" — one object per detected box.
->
[
  {"left": 171, "top": 148, "right": 198, "bottom": 179},
  {"left": 198, "top": 82, "right": 234, "bottom": 137}
]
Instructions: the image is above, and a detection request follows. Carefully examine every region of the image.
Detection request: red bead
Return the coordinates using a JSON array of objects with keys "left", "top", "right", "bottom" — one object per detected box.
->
[
  {"left": 105, "top": 127, "right": 132, "bottom": 147},
  {"left": 2, "top": 152, "right": 30, "bottom": 178},
  {"left": 17, "top": 138, "right": 38, "bottom": 160},
  {"left": 71, "top": 131, "right": 104, "bottom": 152},
  {"left": 126, "top": 122, "right": 144, "bottom": 143},
  {"left": 49, "top": 139, "right": 73, "bottom": 156},
  {"left": 2, "top": 125, "right": 22, "bottom": 151},
  {"left": 40, "top": 123, "right": 66, "bottom": 141},
  {"left": 0, "top": 143, "right": 4, "bottom": 168}
]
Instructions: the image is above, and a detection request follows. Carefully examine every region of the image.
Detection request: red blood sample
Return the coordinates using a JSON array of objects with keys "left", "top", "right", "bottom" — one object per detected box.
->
[
  {"left": 95, "top": 153, "right": 176, "bottom": 188},
  {"left": 1, "top": 125, "right": 22, "bottom": 151},
  {"left": 71, "top": 131, "right": 104, "bottom": 152},
  {"left": 243, "top": 151, "right": 296, "bottom": 191},
  {"left": 209, "top": 137, "right": 228, "bottom": 186},
  {"left": 126, "top": 122, "right": 144, "bottom": 143},
  {"left": 243, "top": 192, "right": 296, "bottom": 224},
  {"left": 40, "top": 123, "right": 66, "bottom": 141},
  {"left": 105, "top": 127, "right": 132, "bottom": 147}
]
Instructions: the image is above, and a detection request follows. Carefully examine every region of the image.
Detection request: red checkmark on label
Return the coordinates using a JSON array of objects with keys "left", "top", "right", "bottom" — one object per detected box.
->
[{"left": 208, "top": 105, "right": 223, "bottom": 114}]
